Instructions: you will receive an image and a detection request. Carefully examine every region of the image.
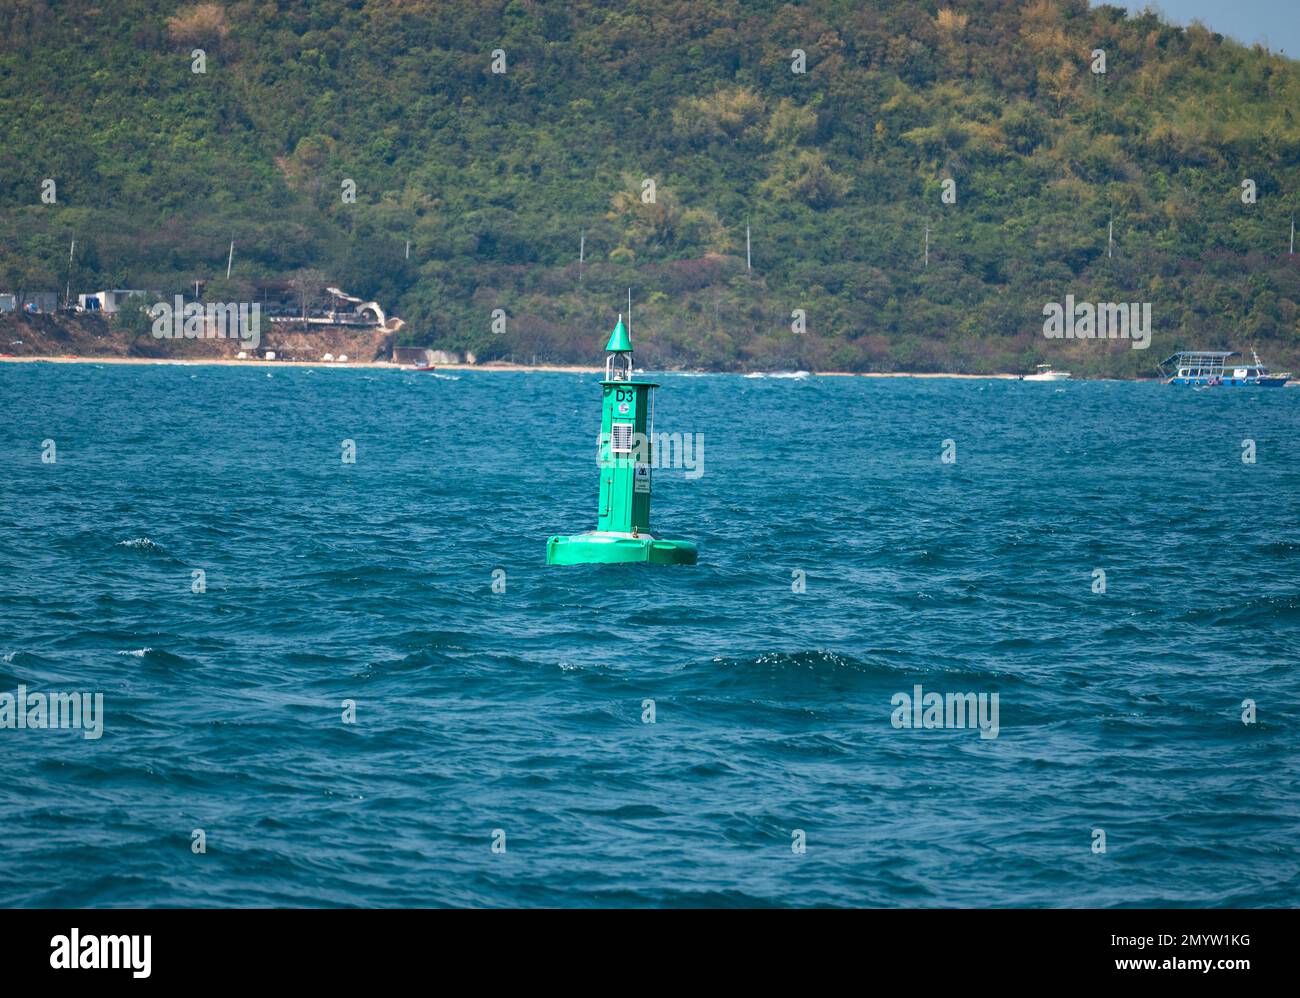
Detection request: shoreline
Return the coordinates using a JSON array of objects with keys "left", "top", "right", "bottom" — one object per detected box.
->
[{"left": 0, "top": 354, "right": 1043, "bottom": 378}]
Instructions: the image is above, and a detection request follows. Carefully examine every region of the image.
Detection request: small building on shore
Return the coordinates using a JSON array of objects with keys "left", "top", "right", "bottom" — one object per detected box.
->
[
  {"left": 267, "top": 285, "right": 396, "bottom": 329},
  {"left": 0, "top": 291, "right": 59, "bottom": 313},
  {"left": 393, "top": 346, "right": 433, "bottom": 366},
  {"left": 77, "top": 290, "right": 149, "bottom": 314}
]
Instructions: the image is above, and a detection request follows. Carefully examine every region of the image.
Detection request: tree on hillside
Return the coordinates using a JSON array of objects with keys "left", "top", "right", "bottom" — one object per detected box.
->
[
  {"left": 166, "top": 4, "right": 230, "bottom": 47},
  {"left": 289, "top": 269, "right": 327, "bottom": 320}
]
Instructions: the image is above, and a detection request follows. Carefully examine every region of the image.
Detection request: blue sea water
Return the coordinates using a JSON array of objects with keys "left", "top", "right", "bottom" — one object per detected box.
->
[{"left": 0, "top": 363, "right": 1297, "bottom": 908}]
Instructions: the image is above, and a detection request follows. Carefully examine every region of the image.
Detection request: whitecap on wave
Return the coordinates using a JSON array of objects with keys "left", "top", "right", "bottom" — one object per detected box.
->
[{"left": 116, "top": 536, "right": 163, "bottom": 552}]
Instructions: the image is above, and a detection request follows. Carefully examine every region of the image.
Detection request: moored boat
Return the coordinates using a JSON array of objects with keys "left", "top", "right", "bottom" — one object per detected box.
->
[
  {"left": 1021, "top": 364, "right": 1071, "bottom": 381},
  {"left": 1157, "top": 350, "right": 1289, "bottom": 387}
]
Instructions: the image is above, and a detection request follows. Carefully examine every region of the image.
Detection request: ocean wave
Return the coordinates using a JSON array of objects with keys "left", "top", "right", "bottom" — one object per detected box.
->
[
  {"left": 113, "top": 647, "right": 195, "bottom": 671},
  {"left": 113, "top": 536, "right": 169, "bottom": 556},
  {"left": 1198, "top": 594, "right": 1300, "bottom": 627},
  {"left": 743, "top": 371, "right": 811, "bottom": 379}
]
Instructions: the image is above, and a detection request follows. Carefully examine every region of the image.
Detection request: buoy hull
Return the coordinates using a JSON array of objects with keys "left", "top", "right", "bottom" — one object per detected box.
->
[{"left": 546, "top": 532, "right": 698, "bottom": 566}]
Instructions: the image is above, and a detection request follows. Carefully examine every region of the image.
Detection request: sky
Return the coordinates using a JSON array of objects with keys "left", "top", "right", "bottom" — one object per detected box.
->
[{"left": 1100, "top": 2, "right": 1300, "bottom": 57}]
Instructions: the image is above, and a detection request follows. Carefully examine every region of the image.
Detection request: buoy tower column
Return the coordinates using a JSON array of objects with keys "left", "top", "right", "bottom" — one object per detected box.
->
[
  {"left": 597, "top": 315, "right": 652, "bottom": 535},
  {"left": 545, "top": 315, "right": 698, "bottom": 567}
]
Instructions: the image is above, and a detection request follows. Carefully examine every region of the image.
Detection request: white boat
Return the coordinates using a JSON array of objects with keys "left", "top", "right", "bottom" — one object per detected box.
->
[
  {"left": 1021, "top": 364, "right": 1071, "bottom": 382},
  {"left": 1157, "top": 349, "right": 1290, "bottom": 387}
]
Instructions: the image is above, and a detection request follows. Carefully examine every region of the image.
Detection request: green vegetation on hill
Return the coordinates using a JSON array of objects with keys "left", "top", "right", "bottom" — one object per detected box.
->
[{"left": 2, "top": 0, "right": 1299, "bottom": 373}]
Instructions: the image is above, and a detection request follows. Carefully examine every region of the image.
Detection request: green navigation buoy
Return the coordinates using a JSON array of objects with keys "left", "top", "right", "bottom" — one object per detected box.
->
[{"left": 546, "top": 315, "right": 698, "bottom": 566}]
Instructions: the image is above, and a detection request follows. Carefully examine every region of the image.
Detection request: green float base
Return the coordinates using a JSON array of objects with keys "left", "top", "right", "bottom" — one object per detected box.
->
[{"left": 546, "top": 531, "right": 698, "bottom": 566}]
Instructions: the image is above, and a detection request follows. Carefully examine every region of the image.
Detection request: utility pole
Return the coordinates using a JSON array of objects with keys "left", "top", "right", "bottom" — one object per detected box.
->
[
  {"left": 64, "top": 237, "right": 74, "bottom": 307},
  {"left": 1108, "top": 218, "right": 1113, "bottom": 259},
  {"left": 1291, "top": 216, "right": 1295, "bottom": 256},
  {"left": 627, "top": 287, "right": 632, "bottom": 338},
  {"left": 746, "top": 221, "right": 751, "bottom": 272},
  {"left": 226, "top": 239, "right": 234, "bottom": 279},
  {"left": 405, "top": 239, "right": 410, "bottom": 261},
  {"left": 579, "top": 230, "right": 585, "bottom": 283},
  {"left": 924, "top": 224, "right": 929, "bottom": 267}
]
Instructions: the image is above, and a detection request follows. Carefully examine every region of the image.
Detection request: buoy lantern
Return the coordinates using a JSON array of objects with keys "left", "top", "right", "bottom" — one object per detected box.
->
[{"left": 545, "top": 315, "right": 698, "bottom": 566}]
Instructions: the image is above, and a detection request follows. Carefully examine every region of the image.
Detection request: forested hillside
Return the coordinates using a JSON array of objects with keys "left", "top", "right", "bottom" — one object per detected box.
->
[{"left": 2, "top": 0, "right": 1299, "bottom": 373}]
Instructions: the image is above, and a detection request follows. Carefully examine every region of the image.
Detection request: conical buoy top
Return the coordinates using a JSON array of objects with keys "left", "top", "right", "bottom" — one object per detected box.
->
[{"left": 604, "top": 313, "right": 632, "bottom": 353}]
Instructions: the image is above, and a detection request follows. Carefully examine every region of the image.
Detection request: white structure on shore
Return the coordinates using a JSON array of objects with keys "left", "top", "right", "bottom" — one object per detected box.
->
[
  {"left": 77, "top": 290, "right": 148, "bottom": 314},
  {"left": 1, "top": 291, "right": 59, "bottom": 312},
  {"left": 268, "top": 286, "right": 397, "bottom": 329}
]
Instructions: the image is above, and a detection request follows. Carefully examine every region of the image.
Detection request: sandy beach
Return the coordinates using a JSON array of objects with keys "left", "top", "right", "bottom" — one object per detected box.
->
[
  {"left": 0, "top": 354, "right": 1023, "bottom": 378},
  {"left": 0, "top": 354, "right": 587, "bottom": 373}
]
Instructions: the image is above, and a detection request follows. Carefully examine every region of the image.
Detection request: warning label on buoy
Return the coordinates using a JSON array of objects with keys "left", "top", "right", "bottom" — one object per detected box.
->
[{"left": 633, "top": 463, "right": 651, "bottom": 493}]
